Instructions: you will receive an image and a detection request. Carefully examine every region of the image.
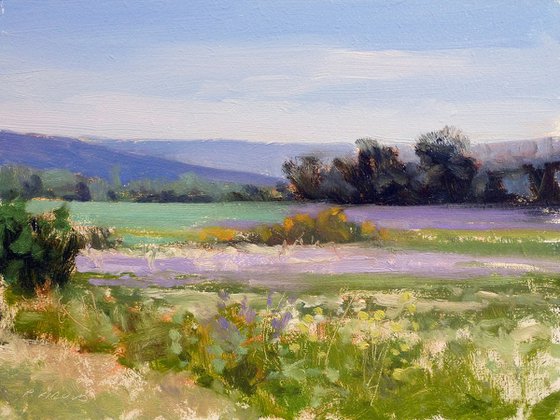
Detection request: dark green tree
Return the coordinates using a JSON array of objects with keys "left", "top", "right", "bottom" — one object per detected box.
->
[
  {"left": 345, "top": 138, "right": 413, "bottom": 204},
  {"left": 523, "top": 162, "right": 560, "bottom": 203},
  {"left": 22, "top": 174, "right": 44, "bottom": 199},
  {"left": 75, "top": 181, "right": 91, "bottom": 202},
  {"left": 415, "top": 126, "right": 479, "bottom": 203},
  {"left": 282, "top": 156, "right": 326, "bottom": 200}
]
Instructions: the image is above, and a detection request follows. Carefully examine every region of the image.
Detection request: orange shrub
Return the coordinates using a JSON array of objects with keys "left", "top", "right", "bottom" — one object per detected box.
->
[
  {"left": 199, "top": 226, "right": 239, "bottom": 243},
  {"left": 196, "top": 208, "right": 385, "bottom": 246}
]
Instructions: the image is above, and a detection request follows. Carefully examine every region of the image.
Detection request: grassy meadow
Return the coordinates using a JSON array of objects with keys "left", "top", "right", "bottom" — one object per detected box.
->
[{"left": 1, "top": 202, "right": 560, "bottom": 419}]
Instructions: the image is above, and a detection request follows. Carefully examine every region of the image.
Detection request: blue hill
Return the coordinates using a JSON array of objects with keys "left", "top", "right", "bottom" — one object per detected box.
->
[
  {"left": 0, "top": 131, "right": 279, "bottom": 186},
  {"left": 93, "top": 138, "right": 355, "bottom": 178}
]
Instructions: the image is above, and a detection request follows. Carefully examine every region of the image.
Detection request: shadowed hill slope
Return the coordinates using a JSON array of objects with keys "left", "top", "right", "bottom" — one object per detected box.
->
[{"left": 0, "top": 131, "right": 279, "bottom": 185}]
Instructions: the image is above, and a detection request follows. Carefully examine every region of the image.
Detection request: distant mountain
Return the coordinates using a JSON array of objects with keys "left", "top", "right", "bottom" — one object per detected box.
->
[
  {"left": 91, "top": 138, "right": 356, "bottom": 178},
  {"left": 91, "top": 136, "right": 560, "bottom": 177},
  {"left": 471, "top": 137, "right": 560, "bottom": 170},
  {"left": 4, "top": 130, "right": 558, "bottom": 187},
  {"left": 0, "top": 131, "right": 279, "bottom": 186}
]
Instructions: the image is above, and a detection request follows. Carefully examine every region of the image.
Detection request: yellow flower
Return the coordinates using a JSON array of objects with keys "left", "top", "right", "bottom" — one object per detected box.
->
[
  {"left": 361, "top": 221, "right": 376, "bottom": 236},
  {"left": 198, "top": 227, "right": 238, "bottom": 242},
  {"left": 298, "top": 323, "right": 309, "bottom": 334},
  {"left": 373, "top": 310, "right": 386, "bottom": 321},
  {"left": 378, "top": 228, "right": 390, "bottom": 240},
  {"left": 390, "top": 322, "right": 403, "bottom": 333},
  {"left": 356, "top": 341, "right": 370, "bottom": 351},
  {"left": 303, "top": 314, "right": 314, "bottom": 324},
  {"left": 401, "top": 291, "right": 413, "bottom": 302},
  {"left": 283, "top": 217, "right": 295, "bottom": 231},
  {"left": 357, "top": 311, "right": 369, "bottom": 321},
  {"left": 289, "top": 343, "right": 300, "bottom": 353}
]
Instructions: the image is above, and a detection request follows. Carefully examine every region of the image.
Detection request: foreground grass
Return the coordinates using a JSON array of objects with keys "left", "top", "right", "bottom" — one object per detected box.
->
[
  {"left": 0, "top": 334, "right": 249, "bottom": 419},
  {"left": 2, "top": 271, "right": 560, "bottom": 419}
]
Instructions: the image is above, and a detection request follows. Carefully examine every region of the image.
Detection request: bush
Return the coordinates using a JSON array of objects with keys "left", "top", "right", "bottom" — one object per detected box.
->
[
  {"left": 0, "top": 200, "right": 85, "bottom": 293},
  {"left": 198, "top": 208, "right": 384, "bottom": 246},
  {"left": 250, "top": 208, "right": 382, "bottom": 245}
]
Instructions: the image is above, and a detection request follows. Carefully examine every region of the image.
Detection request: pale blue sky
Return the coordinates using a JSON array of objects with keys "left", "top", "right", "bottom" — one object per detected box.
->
[{"left": 1, "top": 1, "right": 559, "bottom": 142}]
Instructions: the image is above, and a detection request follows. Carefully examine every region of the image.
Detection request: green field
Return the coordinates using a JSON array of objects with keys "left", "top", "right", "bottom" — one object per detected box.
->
[
  {"left": 1, "top": 202, "right": 559, "bottom": 418},
  {"left": 26, "top": 201, "right": 297, "bottom": 230},
  {"left": 26, "top": 201, "right": 302, "bottom": 246}
]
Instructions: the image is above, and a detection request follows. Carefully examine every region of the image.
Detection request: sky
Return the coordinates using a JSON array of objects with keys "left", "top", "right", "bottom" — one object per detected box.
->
[{"left": 1, "top": 0, "right": 560, "bottom": 143}]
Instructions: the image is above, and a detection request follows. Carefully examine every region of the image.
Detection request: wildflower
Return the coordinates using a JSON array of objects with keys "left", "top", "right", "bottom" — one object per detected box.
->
[
  {"left": 361, "top": 220, "right": 376, "bottom": 237},
  {"left": 356, "top": 341, "right": 370, "bottom": 351},
  {"left": 283, "top": 217, "right": 295, "bottom": 231},
  {"left": 357, "top": 311, "right": 369, "bottom": 321},
  {"left": 218, "top": 317, "right": 230, "bottom": 330},
  {"left": 373, "top": 310, "right": 386, "bottom": 321},
  {"left": 316, "top": 322, "right": 327, "bottom": 340},
  {"left": 289, "top": 343, "right": 300, "bottom": 353},
  {"left": 217, "top": 289, "right": 230, "bottom": 310},
  {"left": 352, "top": 299, "right": 367, "bottom": 313},
  {"left": 298, "top": 323, "right": 309, "bottom": 334},
  {"left": 103, "top": 289, "right": 116, "bottom": 303},
  {"left": 161, "top": 311, "right": 174, "bottom": 323},
  {"left": 391, "top": 322, "right": 403, "bottom": 333},
  {"left": 303, "top": 314, "right": 315, "bottom": 324},
  {"left": 400, "top": 343, "right": 410, "bottom": 352},
  {"left": 240, "top": 297, "right": 256, "bottom": 324},
  {"left": 401, "top": 291, "right": 413, "bottom": 302},
  {"left": 272, "top": 312, "right": 292, "bottom": 336}
]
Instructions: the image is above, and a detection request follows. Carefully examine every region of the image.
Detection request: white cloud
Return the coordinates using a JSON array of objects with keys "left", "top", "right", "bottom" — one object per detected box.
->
[
  {"left": 121, "top": 43, "right": 473, "bottom": 99},
  {"left": 0, "top": 39, "right": 559, "bottom": 142},
  {"left": 0, "top": 92, "right": 557, "bottom": 142}
]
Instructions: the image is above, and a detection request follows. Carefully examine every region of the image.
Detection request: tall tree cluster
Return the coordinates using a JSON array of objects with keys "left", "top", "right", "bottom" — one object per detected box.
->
[{"left": 283, "top": 126, "right": 560, "bottom": 205}]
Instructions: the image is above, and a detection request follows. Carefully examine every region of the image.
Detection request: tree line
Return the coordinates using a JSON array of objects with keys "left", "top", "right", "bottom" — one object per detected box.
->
[
  {"left": 283, "top": 126, "right": 560, "bottom": 205},
  {"left": 3, "top": 126, "right": 559, "bottom": 205},
  {"left": 0, "top": 165, "right": 290, "bottom": 203}
]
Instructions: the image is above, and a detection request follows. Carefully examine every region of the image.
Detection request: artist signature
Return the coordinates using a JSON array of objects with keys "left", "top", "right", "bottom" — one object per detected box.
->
[{"left": 21, "top": 389, "right": 89, "bottom": 402}]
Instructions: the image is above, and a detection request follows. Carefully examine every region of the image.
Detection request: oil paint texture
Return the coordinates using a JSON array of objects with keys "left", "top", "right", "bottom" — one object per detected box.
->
[{"left": 1, "top": 1, "right": 560, "bottom": 419}]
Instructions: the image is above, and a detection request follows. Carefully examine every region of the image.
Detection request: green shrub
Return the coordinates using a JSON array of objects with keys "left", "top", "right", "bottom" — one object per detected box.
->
[{"left": 0, "top": 200, "right": 85, "bottom": 293}]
